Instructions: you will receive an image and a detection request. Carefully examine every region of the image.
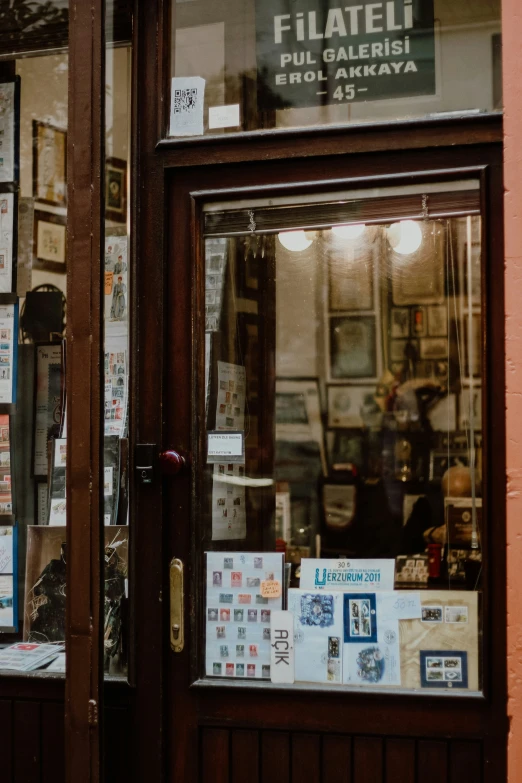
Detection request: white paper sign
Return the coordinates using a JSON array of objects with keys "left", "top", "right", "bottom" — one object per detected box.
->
[
  {"left": 299, "top": 559, "right": 395, "bottom": 592},
  {"left": 169, "top": 76, "right": 205, "bottom": 137},
  {"left": 270, "top": 610, "right": 294, "bottom": 683},
  {"left": 208, "top": 431, "right": 243, "bottom": 460},
  {"left": 208, "top": 104, "right": 240, "bottom": 130}
]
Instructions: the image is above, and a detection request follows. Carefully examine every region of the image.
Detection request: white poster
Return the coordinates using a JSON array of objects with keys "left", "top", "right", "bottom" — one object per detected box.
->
[
  {"left": 288, "top": 589, "right": 344, "bottom": 684},
  {"left": 104, "top": 236, "right": 128, "bottom": 338},
  {"left": 206, "top": 551, "right": 284, "bottom": 679},
  {"left": 104, "top": 336, "right": 128, "bottom": 437},
  {"left": 0, "top": 82, "right": 16, "bottom": 183},
  {"left": 299, "top": 558, "right": 395, "bottom": 592}
]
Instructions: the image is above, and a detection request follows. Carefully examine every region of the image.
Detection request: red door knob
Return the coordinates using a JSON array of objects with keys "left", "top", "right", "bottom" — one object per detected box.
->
[{"left": 158, "top": 450, "right": 186, "bottom": 476}]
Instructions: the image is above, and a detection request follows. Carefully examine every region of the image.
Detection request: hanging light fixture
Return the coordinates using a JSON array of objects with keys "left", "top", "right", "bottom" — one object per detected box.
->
[
  {"left": 331, "top": 223, "right": 366, "bottom": 240},
  {"left": 277, "top": 230, "right": 313, "bottom": 252},
  {"left": 388, "top": 220, "right": 423, "bottom": 255}
]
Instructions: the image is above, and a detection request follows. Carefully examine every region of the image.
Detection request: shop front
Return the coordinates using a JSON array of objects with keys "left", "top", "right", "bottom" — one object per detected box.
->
[{"left": 0, "top": 0, "right": 518, "bottom": 781}]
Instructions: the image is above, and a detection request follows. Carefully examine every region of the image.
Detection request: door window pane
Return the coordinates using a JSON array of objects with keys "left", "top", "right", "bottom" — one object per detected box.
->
[
  {"left": 169, "top": 0, "right": 501, "bottom": 138},
  {"left": 201, "top": 183, "right": 484, "bottom": 692}
]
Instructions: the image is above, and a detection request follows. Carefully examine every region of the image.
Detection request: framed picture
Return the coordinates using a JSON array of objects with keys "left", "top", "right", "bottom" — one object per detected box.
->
[
  {"left": 33, "top": 210, "right": 66, "bottom": 273},
  {"left": 275, "top": 377, "right": 327, "bottom": 475},
  {"left": 32, "top": 120, "right": 66, "bottom": 207},
  {"left": 327, "top": 429, "right": 365, "bottom": 472},
  {"left": 328, "top": 241, "right": 374, "bottom": 311},
  {"left": 390, "top": 307, "right": 409, "bottom": 338},
  {"left": 105, "top": 156, "right": 127, "bottom": 223},
  {"left": 327, "top": 385, "right": 381, "bottom": 429},
  {"left": 329, "top": 315, "right": 377, "bottom": 380},
  {"left": 391, "top": 222, "right": 445, "bottom": 305},
  {"left": 428, "top": 305, "right": 448, "bottom": 337},
  {"left": 411, "top": 306, "right": 427, "bottom": 337},
  {"left": 390, "top": 338, "right": 418, "bottom": 363},
  {"left": 420, "top": 337, "right": 448, "bottom": 360}
]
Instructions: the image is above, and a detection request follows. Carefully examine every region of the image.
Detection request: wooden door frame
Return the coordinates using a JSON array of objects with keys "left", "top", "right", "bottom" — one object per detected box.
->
[
  {"left": 132, "top": 2, "right": 506, "bottom": 781},
  {"left": 65, "top": 2, "right": 105, "bottom": 781}
]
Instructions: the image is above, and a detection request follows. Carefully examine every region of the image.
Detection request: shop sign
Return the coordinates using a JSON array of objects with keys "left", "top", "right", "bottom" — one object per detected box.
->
[{"left": 255, "top": 0, "right": 435, "bottom": 110}]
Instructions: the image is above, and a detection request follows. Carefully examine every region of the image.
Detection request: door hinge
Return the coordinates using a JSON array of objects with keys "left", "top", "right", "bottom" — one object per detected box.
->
[{"left": 88, "top": 699, "right": 98, "bottom": 727}]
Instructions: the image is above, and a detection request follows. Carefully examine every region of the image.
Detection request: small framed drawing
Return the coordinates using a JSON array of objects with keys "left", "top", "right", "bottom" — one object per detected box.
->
[
  {"left": 32, "top": 120, "right": 67, "bottom": 207},
  {"left": 420, "top": 338, "right": 448, "bottom": 360},
  {"left": 428, "top": 305, "right": 448, "bottom": 337},
  {"left": 105, "top": 157, "right": 127, "bottom": 223},
  {"left": 390, "top": 307, "right": 409, "bottom": 338},
  {"left": 391, "top": 222, "right": 445, "bottom": 305},
  {"left": 33, "top": 210, "right": 67, "bottom": 273},
  {"left": 390, "top": 339, "right": 418, "bottom": 363},
  {"left": 327, "top": 385, "right": 381, "bottom": 429},
  {"left": 329, "top": 315, "right": 377, "bottom": 380}
]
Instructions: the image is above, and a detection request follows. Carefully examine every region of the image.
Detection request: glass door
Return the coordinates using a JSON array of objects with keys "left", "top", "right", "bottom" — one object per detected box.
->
[{"left": 197, "top": 181, "right": 485, "bottom": 692}]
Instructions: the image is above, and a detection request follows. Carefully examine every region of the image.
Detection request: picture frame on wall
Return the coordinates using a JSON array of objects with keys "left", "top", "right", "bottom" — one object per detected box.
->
[
  {"left": 327, "top": 385, "right": 382, "bottom": 429},
  {"left": 390, "top": 307, "right": 410, "bottom": 338},
  {"left": 275, "top": 377, "right": 327, "bottom": 475},
  {"left": 329, "top": 315, "right": 377, "bottom": 380},
  {"left": 32, "top": 120, "right": 67, "bottom": 207},
  {"left": 33, "top": 210, "right": 66, "bottom": 273},
  {"left": 105, "top": 156, "right": 127, "bottom": 223},
  {"left": 391, "top": 222, "right": 445, "bottom": 306},
  {"left": 328, "top": 240, "right": 374, "bottom": 311},
  {"left": 428, "top": 305, "right": 448, "bottom": 337}
]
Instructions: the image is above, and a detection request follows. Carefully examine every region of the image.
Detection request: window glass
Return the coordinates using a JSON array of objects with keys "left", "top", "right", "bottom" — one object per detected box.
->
[
  {"left": 102, "top": 28, "right": 132, "bottom": 678},
  {"left": 169, "top": 0, "right": 501, "bottom": 138},
  {"left": 201, "top": 183, "right": 483, "bottom": 692}
]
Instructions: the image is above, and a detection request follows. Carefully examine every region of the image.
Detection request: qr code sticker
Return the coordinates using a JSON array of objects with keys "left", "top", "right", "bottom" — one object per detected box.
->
[{"left": 173, "top": 88, "right": 198, "bottom": 114}]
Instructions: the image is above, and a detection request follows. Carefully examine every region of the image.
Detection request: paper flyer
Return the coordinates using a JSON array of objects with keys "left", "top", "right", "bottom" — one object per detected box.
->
[
  {"left": 0, "top": 192, "right": 14, "bottom": 292},
  {"left": 211, "top": 463, "right": 246, "bottom": 540},
  {"left": 104, "top": 338, "right": 128, "bottom": 437},
  {"left": 215, "top": 361, "right": 245, "bottom": 431},
  {"left": 205, "top": 238, "right": 227, "bottom": 333},
  {"left": 48, "top": 438, "right": 66, "bottom": 526},
  {"left": 212, "top": 361, "right": 246, "bottom": 541},
  {"left": 206, "top": 552, "right": 284, "bottom": 679},
  {"left": 299, "top": 558, "right": 395, "bottom": 591},
  {"left": 288, "top": 589, "right": 344, "bottom": 684}
]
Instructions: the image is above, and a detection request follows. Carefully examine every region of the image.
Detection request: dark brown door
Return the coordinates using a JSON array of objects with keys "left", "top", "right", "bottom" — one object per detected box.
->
[{"left": 162, "top": 143, "right": 506, "bottom": 782}]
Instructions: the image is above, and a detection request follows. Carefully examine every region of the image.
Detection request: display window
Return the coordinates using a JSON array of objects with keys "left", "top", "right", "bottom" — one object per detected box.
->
[
  {"left": 0, "top": 9, "right": 132, "bottom": 680},
  {"left": 199, "top": 180, "right": 485, "bottom": 692},
  {"left": 168, "top": 0, "right": 501, "bottom": 138}
]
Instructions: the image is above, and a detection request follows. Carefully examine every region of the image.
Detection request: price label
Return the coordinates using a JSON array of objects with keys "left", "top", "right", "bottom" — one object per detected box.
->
[{"left": 261, "top": 579, "right": 282, "bottom": 599}]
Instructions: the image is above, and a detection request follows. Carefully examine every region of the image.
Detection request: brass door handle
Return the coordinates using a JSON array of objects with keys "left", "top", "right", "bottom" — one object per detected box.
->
[{"left": 170, "top": 558, "right": 184, "bottom": 652}]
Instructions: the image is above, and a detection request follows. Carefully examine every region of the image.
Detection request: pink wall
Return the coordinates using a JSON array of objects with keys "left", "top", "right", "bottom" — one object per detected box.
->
[{"left": 503, "top": 0, "right": 522, "bottom": 779}]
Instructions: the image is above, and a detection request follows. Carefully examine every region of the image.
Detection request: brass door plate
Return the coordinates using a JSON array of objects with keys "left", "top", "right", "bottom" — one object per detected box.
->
[{"left": 170, "top": 558, "right": 184, "bottom": 652}]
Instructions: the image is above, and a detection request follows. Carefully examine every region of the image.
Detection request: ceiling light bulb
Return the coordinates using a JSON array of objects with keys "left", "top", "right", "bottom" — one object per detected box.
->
[
  {"left": 331, "top": 223, "right": 366, "bottom": 240},
  {"left": 277, "top": 230, "right": 313, "bottom": 252},
  {"left": 388, "top": 220, "right": 423, "bottom": 255}
]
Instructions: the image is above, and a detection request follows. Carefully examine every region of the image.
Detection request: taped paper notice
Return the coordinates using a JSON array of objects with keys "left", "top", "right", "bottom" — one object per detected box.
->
[
  {"left": 261, "top": 580, "right": 281, "bottom": 599},
  {"left": 208, "top": 431, "right": 243, "bottom": 462},
  {"left": 208, "top": 104, "right": 240, "bottom": 130},
  {"left": 169, "top": 76, "right": 205, "bottom": 137}
]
